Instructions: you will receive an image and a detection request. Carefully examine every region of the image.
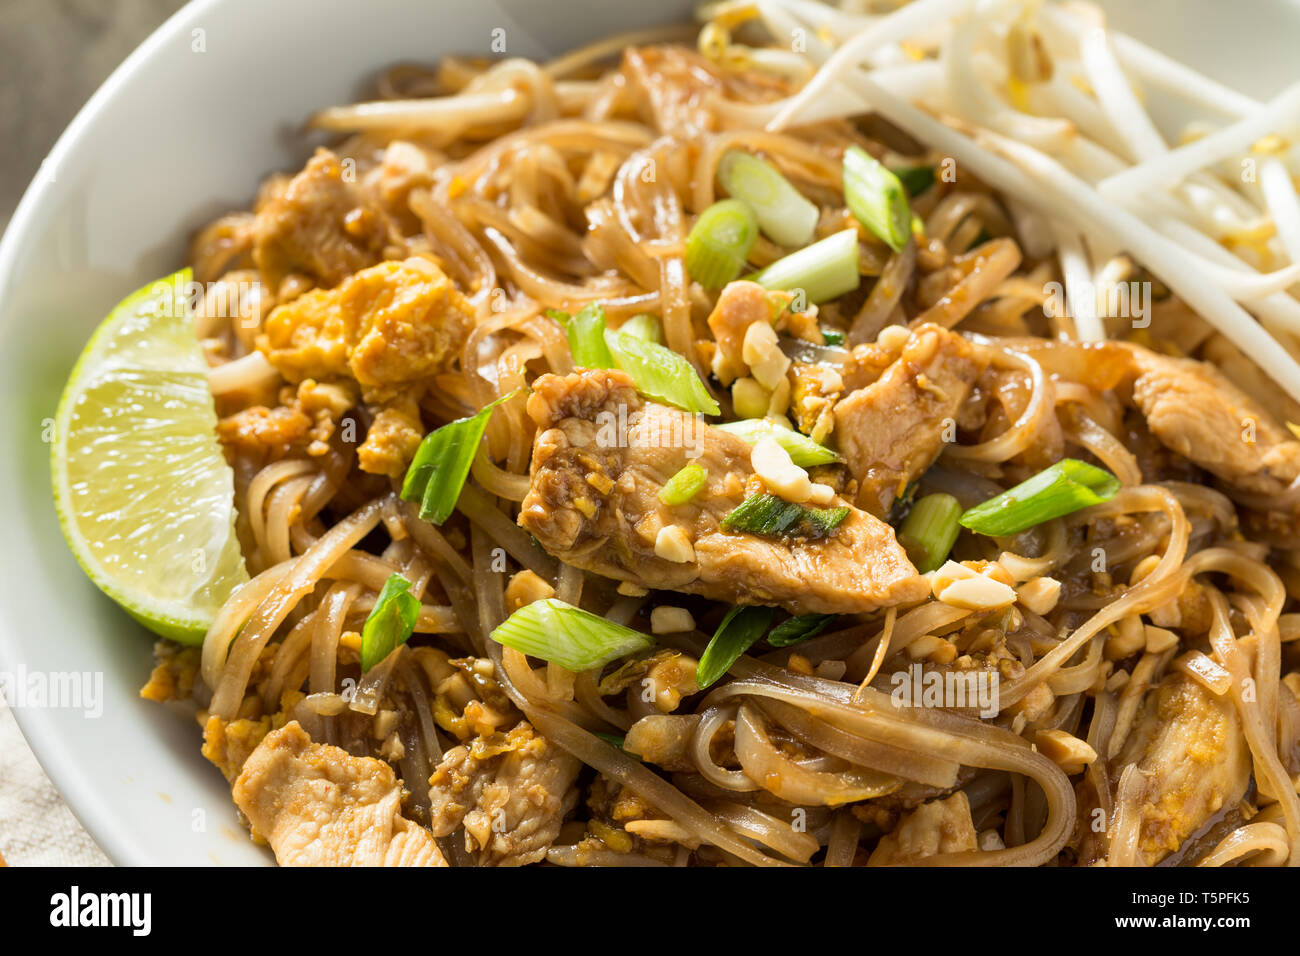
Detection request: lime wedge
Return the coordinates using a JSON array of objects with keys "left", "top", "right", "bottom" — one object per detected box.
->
[{"left": 52, "top": 269, "right": 249, "bottom": 645}]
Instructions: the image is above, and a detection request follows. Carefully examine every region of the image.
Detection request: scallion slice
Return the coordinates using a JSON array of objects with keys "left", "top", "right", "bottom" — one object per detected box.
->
[
  {"left": 547, "top": 305, "right": 719, "bottom": 415},
  {"left": 400, "top": 390, "right": 520, "bottom": 525},
  {"left": 958, "top": 459, "right": 1121, "bottom": 537},
  {"left": 720, "top": 492, "right": 850, "bottom": 540},
  {"left": 685, "top": 199, "right": 758, "bottom": 290},
  {"left": 360, "top": 573, "right": 421, "bottom": 673},
  {"left": 548, "top": 303, "right": 614, "bottom": 369},
  {"left": 619, "top": 313, "right": 664, "bottom": 344},
  {"left": 750, "top": 228, "right": 861, "bottom": 304},
  {"left": 658, "top": 463, "right": 707, "bottom": 505},
  {"left": 606, "top": 329, "right": 720, "bottom": 415},
  {"left": 821, "top": 328, "right": 846, "bottom": 346},
  {"left": 715, "top": 418, "right": 839, "bottom": 466},
  {"left": 718, "top": 150, "right": 819, "bottom": 248},
  {"left": 489, "top": 598, "right": 654, "bottom": 672},
  {"left": 843, "top": 146, "right": 912, "bottom": 253},
  {"left": 893, "top": 164, "right": 936, "bottom": 198},
  {"left": 766, "top": 613, "right": 836, "bottom": 648},
  {"left": 697, "top": 605, "right": 777, "bottom": 688},
  {"left": 896, "top": 493, "right": 962, "bottom": 573}
]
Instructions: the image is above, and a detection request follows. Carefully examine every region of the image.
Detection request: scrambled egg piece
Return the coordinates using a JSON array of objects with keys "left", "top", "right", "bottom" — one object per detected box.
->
[{"left": 257, "top": 256, "right": 473, "bottom": 390}]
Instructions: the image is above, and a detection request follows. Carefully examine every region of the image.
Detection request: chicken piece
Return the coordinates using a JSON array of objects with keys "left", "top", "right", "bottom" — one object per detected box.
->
[
  {"left": 868, "top": 790, "right": 979, "bottom": 865},
  {"left": 427, "top": 720, "right": 581, "bottom": 866},
  {"left": 257, "top": 256, "right": 473, "bottom": 391},
  {"left": 834, "top": 324, "right": 988, "bottom": 517},
  {"left": 518, "top": 369, "right": 928, "bottom": 614},
  {"left": 1111, "top": 673, "right": 1251, "bottom": 865},
  {"left": 1127, "top": 347, "right": 1300, "bottom": 502},
  {"left": 233, "top": 722, "right": 446, "bottom": 867},
  {"left": 217, "top": 379, "right": 356, "bottom": 461},
  {"left": 252, "top": 148, "right": 395, "bottom": 293},
  {"left": 216, "top": 405, "right": 312, "bottom": 458},
  {"left": 357, "top": 392, "right": 425, "bottom": 478}
]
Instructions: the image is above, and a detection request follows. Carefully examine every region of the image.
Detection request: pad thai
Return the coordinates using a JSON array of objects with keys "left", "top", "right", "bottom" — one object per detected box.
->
[{"left": 57, "top": 0, "right": 1300, "bottom": 867}]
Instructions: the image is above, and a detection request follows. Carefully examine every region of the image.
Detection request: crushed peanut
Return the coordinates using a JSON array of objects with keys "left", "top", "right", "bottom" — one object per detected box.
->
[
  {"left": 650, "top": 606, "right": 696, "bottom": 634},
  {"left": 654, "top": 525, "right": 695, "bottom": 563},
  {"left": 751, "top": 436, "right": 812, "bottom": 502}
]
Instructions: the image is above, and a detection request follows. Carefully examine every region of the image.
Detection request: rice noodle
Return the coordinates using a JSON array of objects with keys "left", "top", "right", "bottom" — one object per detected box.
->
[{"left": 171, "top": 3, "right": 1300, "bottom": 869}]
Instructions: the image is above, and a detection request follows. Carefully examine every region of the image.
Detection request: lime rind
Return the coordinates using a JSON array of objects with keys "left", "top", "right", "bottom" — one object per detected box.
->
[{"left": 51, "top": 269, "right": 249, "bottom": 645}]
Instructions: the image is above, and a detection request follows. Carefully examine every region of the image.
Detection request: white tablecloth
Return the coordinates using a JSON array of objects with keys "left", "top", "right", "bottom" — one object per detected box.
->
[{"left": 0, "top": 697, "right": 110, "bottom": 866}]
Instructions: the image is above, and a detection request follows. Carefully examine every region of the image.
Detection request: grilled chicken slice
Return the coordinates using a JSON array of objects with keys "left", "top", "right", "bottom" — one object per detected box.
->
[
  {"left": 427, "top": 720, "right": 581, "bottom": 866},
  {"left": 1127, "top": 347, "right": 1300, "bottom": 502},
  {"left": 518, "top": 369, "right": 927, "bottom": 614},
  {"left": 1111, "top": 674, "right": 1251, "bottom": 866},
  {"left": 233, "top": 722, "right": 446, "bottom": 867},
  {"left": 834, "top": 325, "right": 988, "bottom": 517}
]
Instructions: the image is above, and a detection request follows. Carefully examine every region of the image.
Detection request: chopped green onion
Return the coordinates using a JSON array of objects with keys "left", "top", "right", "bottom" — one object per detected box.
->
[
  {"left": 548, "top": 305, "right": 719, "bottom": 415},
  {"left": 360, "top": 573, "right": 421, "bottom": 673},
  {"left": 619, "top": 313, "right": 664, "bottom": 344},
  {"left": 896, "top": 493, "right": 962, "bottom": 573},
  {"left": 715, "top": 418, "right": 839, "bottom": 467},
  {"left": 959, "top": 459, "right": 1121, "bottom": 537},
  {"left": 606, "top": 329, "right": 720, "bottom": 415},
  {"left": 718, "top": 150, "right": 819, "bottom": 248},
  {"left": 659, "top": 463, "right": 707, "bottom": 505},
  {"left": 697, "top": 605, "right": 776, "bottom": 688},
  {"left": 893, "top": 164, "right": 936, "bottom": 198},
  {"left": 750, "top": 228, "right": 861, "bottom": 304},
  {"left": 400, "top": 389, "right": 520, "bottom": 524},
  {"left": 548, "top": 303, "right": 614, "bottom": 369},
  {"left": 489, "top": 598, "right": 654, "bottom": 672},
  {"left": 593, "top": 731, "right": 627, "bottom": 750},
  {"left": 720, "top": 492, "right": 850, "bottom": 540},
  {"left": 766, "top": 613, "right": 836, "bottom": 648},
  {"left": 821, "top": 328, "right": 846, "bottom": 346},
  {"left": 843, "top": 146, "right": 912, "bottom": 253},
  {"left": 685, "top": 199, "right": 758, "bottom": 289}
]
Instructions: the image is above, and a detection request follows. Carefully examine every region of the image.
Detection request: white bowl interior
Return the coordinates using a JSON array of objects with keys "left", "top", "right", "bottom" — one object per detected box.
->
[{"left": 0, "top": 0, "right": 1294, "bottom": 865}]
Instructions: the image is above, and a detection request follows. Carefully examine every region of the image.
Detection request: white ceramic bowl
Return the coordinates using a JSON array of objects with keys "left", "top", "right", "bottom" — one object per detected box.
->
[{"left": 0, "top": 0, "right": 1296, "bottom": 865}]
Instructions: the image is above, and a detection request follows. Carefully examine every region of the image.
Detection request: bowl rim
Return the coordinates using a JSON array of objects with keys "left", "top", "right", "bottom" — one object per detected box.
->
[{"left": 0, "top": 0, "right": 222, "bottom": 867}]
